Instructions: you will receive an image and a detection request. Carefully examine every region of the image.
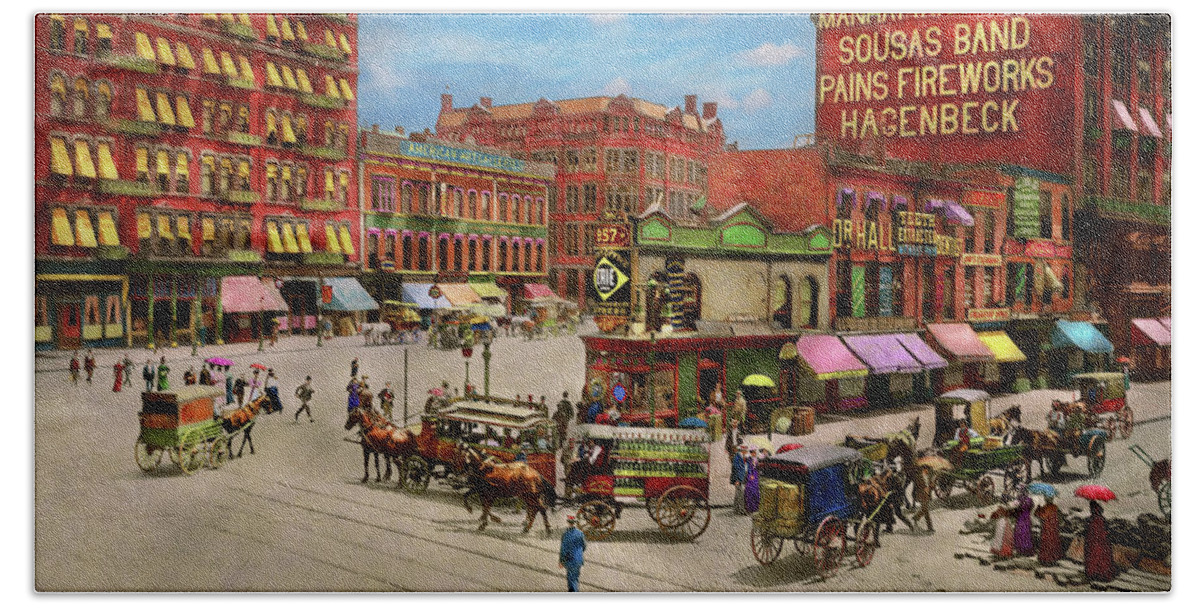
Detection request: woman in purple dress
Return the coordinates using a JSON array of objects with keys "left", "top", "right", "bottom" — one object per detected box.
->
[
  {"left": 744, "top": 449, "right": 764, "bottom": 514},
  {"left": 1012, "top": 487, "right": 1035, "bottom": 556}
]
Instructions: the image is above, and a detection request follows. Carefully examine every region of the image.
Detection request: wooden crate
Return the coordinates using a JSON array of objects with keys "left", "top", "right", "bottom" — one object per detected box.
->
[{"left": 140, "top": 386, "right": 222, "bottom": 428}]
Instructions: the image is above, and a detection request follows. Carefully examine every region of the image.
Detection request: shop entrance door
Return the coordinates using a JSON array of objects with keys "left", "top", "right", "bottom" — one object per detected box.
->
[{"left": 57, "top": 302, "right": 81, "bottom": 349}]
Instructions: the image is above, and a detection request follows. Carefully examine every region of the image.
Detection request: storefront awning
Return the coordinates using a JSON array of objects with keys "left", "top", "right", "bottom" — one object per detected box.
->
[
  {"left": 894, "top": 333, "right": 949, "bottom": 370},
  {"left": 1042, "top": 263, "right": 1064, "bottom": 293},
  {"left": 1111, "top": 99, "right": 1139, "bottom": 132},
  {"left": 523, "top": 284, "right": 558, "bottom": 300},
  {"left": 1131, "top": 318, "right": 1171, "bottom": 346},
  {"left": 469, "top": 281, "right": 508, "bottom": 301},
  {"left": 942, "top": 200, "right": 975, "bottom": 226},
  {"left": 1051, "top": 320, "right": 1114, "bottom": 354},
  {"left": 841, "top": 334, "right": 923, "bottom": 375},
  {"left": 1137, "top": 106, "right": 1164, "bottom": 138},
  {"left": 795, "top": 335, "right": 868, "bottom": 380},
  {"left": 926, "top": 323, "right": 995, "bottom": 363},
  {"left": 401, "top": 283, "right": 452, "bottom": 309},
  {"left": 977, "top": 331, "right": 1028, "bottom": 363},
  {"left": 220, "top": 276, "right": 289, "bottom": 313},
  {"left": 438, "top": 283, "right": 483, "bottom": 307},
  {"left": 322, "top": 277, "right": 378, "bottom": 311},
  {"left": 1158, "top": 317, "right": 1171, "bottom": 332},
  {"left": 470, "top": 302, "right": 507, "bottom": 317}
]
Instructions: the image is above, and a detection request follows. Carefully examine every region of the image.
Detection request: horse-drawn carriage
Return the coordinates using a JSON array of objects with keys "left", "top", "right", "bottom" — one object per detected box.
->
[
  {"left": 565, "top": 424, "right": 712, "bottom": 542},
  {"left": 135, "top": 386, "right": 256, "bottom": 475},
  {"left": 929, "top": 437, "right": 1029, "bottom": 505},
  {"left": 749, "top": 445, "right": 883, "bottom": 578},
  {"left": 1129, "top": 444, "right": 1170, "bottom": 518},
  {"left": 516, "top": 299, "right": 579, "bottom": 340},
  {"left": 1072, "top": 372, "right": 1134, "bottom": 440}
]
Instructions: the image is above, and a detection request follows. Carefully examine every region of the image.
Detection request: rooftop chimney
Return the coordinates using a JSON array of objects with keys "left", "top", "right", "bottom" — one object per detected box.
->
[
  {"left": 702, "top": 102, "right": 717, "bottom": 120},
  {"left": 372, "top": 124, "right": 379, "bottom": 133},
  {"left": 395, "top": 126, "right": 405, "bottom": 135},
  {"left": 684, "top": 94, "right": 698, "bottom": 115},
  {"left": 480, "top": 97, "right": 492, "bottom": 108},
  {"left": 441, "top": 93, "right": 453, "bottom": 112}
]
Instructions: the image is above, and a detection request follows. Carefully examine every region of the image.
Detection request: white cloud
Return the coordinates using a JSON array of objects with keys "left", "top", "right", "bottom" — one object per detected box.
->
[
  {"left": 741, "top": 88, "right": 773, "bottom": 113},
  {"left": 738, "top": 42, "right": 803, "bottom": 66},
  {"left": 362, "top": 61, "right": 409, "bottom": 93},
  {"left": 696, "top": 87, "right": 739, "bottom": 110},
  {"left": 601, "top": 77, "right": 633, "bottom": 97},
  {"left": 587, "top": 14, "right": 626, "bottom": 25}
]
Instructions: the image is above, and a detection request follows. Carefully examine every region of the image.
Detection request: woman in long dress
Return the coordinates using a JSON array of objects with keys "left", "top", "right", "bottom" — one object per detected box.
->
[
  {"left": 1034, "top": 496, "right": 1064, "bottom": 564},
  {"left": 1084, "top": 499, "right": 1116, "bottom": 581},
  {"left": 1013, "top": 489, "right": 1035, "bottom": 556},
  {"left": 744, "top": 450, "right": 762, "bottom": 514},
  {"left": 112, "top": 361, "right": 124, "bottom": 392},
  {"left": 990, "top": 505, "right": 1015, "bottom": 557}
]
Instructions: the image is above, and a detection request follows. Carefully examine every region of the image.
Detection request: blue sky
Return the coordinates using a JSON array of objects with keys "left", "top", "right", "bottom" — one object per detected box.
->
[{"left": 356, "top": 13, "right": 816, "bottom": 150}]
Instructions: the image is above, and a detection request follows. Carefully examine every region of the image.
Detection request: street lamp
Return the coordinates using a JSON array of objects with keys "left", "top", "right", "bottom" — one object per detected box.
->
[
  {"left": 257, "top": 275, "right": 265, "bottom": 353},
  {"left": 461, "top": 327, "right": 475, "bottom": 397},
  {"left": 316, "top": 274, "right": 324, "bottom": 348},
  {"left": 481, "top": 328, "right": 494, "bottom": 398}
]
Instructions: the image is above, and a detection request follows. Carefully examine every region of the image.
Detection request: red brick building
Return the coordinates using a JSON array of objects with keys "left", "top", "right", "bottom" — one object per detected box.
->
[
  {"left": 36, "top": 13, "right": 359, "bottom": 348},
  {"left": 435, "top": 93, "right": 726, "bottom": 307}
]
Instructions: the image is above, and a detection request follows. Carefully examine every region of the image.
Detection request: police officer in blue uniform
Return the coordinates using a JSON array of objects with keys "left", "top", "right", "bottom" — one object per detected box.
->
[{"left": 559, "top": 515, "right": 587, "bottom": 592}]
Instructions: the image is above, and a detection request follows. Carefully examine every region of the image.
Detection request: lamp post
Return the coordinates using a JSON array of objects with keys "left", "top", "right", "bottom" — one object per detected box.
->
[
  {"left": 316, "top": 274, "right": 324, "bottom": 348},
  {"left": 190, "top": 296, "right": 200, "bottom": 357},
  {"left": 461, "top": 328, "right": 475, "bottom": 397},
  {"left": 257, "top": 275, "right": 265, "bottom": 353},
  {"left": 481, "top": 328, "right": 494, "bottom": 398}
]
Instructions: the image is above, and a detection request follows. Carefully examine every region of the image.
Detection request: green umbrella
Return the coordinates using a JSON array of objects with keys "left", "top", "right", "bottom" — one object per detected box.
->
[{"left": 741, "top": 374, "right": 776, "bottom": 388}]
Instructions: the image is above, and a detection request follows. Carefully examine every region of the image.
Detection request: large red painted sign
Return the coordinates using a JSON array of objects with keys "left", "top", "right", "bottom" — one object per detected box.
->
[{"left": 814, "top": 13, "right": 1079, "bottom": 178}]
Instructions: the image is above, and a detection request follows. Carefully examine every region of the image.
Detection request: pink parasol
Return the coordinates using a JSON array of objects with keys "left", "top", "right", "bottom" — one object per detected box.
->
[
  {"left": 1074, "top": 485, "right": 1118, "bottom": 501},
  {"left": 205, "top": 357, "right": 233, "bottom": 366}
]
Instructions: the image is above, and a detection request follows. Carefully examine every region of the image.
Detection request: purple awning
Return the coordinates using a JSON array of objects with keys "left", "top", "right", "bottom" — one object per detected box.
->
[
  {"left": 941, "top": 200, "right": 975, "bottom": 226},
  {"left": 895, "top": 333, "right": 949, "bottom": 370},
  {"left": 926, "top": 323, "right": 995, "bottom": 363},
  {"left": 842, "top": 334, "right": 922, "bottom": 375},
  {"left": 795, "top": 335, "right": 868, "bottom": 380}
]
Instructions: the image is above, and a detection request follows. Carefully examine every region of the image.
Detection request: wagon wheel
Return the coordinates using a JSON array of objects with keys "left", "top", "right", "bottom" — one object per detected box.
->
[
  {"left": 177, "top": 430, "right": 205, "bottom": 475},
  {"left": 577, "top": 500, "right": 617, "bottom": 541},
  {"left": 1047, "top": 453, "right": 1066, "bottom": 478},
  {"left": 655, "top": 485, "right": 711, "bottom": 541},
  {"left": 854, "top": 517, "right": 880, "bottom": 567},
  {"left": 813, "top": 516, "right": 846, "bottom": 578},
  {"left": 1003, "top": 461, "right": 1025, "bottom": 496},
  {"left": 134, "top": 437, "right": 162, "bottom": 472},
  {"left": 1086, "top": 436, "right": 1106, "bottom": 478},
  {"left": 975, "top": 475, "right": 996, "bottom": 505},
  {"left": 750, "top": 522, "right": 784, "bottom": 565},
  {"left": 403, "top": 456, "right": 431, "bottom": 493},
  {"left": 1118, "top": 407, "right": 1134, "bottom": 439},
  {"left": 208, "top": 436, "right": 230, "bottom": 469},
  {"left": 932, "top": 472, "right": 954, "bottom": 500},
  {"left": 1157, "top": 480, "right": 1171, "bottom": 518}
]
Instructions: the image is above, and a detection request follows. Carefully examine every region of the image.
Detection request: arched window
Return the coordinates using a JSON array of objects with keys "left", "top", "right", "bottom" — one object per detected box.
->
[
  {"left": 401, "top": 234, "right": 412, "bottom": 269},
  {"left": 453, "top": 189, "right": 464, "bottom": 217},
  {"left": 535, "top": 197, "right": 544, "bottom": 224},
  {"left": 416, "top": 235, "right": 429, "bottom": 270},
  {"left": 383, "top": 232, "right": 396, "bottom": 263},
  {"left": 498, "top": 239, "right": 509, "bottom": 272},
  {"left": 467, "top": 238, "right": 478, "bottom": 271},
  {"left": 498, "top": 194, "right": 509, "bottom": 222},
  {"left": 480, "top": 191, "right": 491, "bottom": 219},
  {"left": 73, "top": 77, "right": 89, "bottom": 118},
  {"left": 49, "top": 73, "right": 66, "bottom": 116},
  {"left": 94, "top": 81, "right": 111, "bottom": 120},
  {"left": 265, "top": 109, "right": 278, "bottom": 145},
  {"left": 401, "top": 182, "right": 413, "bottom": 213},
  {"left": 524, "top": 196, "right": 534, "bottom": 224},
  {"left": 535, "top": 242, "right": 544, "bottom": 271},
  {"left": 773, "top": 275, "right": 793, "bottom": 329},
  {"left": 803, "top": 276, "right": 820, "bottom": 328},
  {"left": 452, "top": 238, "right": 463, "bottom": 271},
  {"left": 524, "top": 240, "right": 533, "bottom": 272},
  {"left": 510, "top": 194, "right": 521, "bottom": 223},
  {"left": 481, "top": 238, "right": 491, "bottom": 271},
  {"left": 436, "top": 236, "right": 449, "bottom": 271},
  {"left": 467, "top": 191, "right": 477, "bottom": 219}
]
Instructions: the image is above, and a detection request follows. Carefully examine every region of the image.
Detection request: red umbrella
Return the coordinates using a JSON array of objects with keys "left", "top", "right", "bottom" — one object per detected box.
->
[
  {"left": 250, "top": 363, "right": 268, "bottom": 371},
  {"left": 1116, "top": 356, "right": 1131, "bottom": 364},
  {"left": 1074, "top": 485, "right": 1117, "bottom": 501},
  {"left": 776, "top": 443, "right": 804, "bottom": 454}
]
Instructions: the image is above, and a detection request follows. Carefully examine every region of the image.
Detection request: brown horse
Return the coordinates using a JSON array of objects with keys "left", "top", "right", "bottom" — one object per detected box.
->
[
  {"left": 988, "top": 405, "right": 1023, "bottom": 436},
  {"left": 221, "top": 395, "right": 268, "bottom": 457},
  {"left": 456, "top": 444, "right": 555, "bottom": 534},
  {"left": 345, "top": 407, "right": 419, "bottom": 485}
]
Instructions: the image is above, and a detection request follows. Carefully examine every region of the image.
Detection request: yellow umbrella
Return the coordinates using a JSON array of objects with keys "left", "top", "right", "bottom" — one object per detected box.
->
[
  {"left": 748, "top": 436, "right": 774, "bottom": 454},
  {"left": 741, "top": 374, "right": 776, "bottom": 388}
]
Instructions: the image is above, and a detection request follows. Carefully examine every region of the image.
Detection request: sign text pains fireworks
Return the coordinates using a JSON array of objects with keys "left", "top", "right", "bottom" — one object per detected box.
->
[{"left": 813, "top": 14, "right": 1079, "bottom": 177}]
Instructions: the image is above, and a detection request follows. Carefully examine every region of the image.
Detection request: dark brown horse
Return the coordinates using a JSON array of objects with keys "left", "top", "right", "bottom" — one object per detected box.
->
[
  {"left": 455, "top": 444, "right": 555, "bottom": 534},
  {"left": 345, "top": 407, "right": 419, "bottom": 485}
]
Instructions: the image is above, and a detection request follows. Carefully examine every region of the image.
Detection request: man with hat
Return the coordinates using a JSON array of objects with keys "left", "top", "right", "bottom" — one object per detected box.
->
[{"left": 558, "top": 515, "right": 587, "bottom": 592}]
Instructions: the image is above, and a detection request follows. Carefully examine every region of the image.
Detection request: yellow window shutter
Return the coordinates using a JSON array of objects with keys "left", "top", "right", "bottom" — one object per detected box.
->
[
  {"left": 97, "top": 212, "right": 120, "bottom": 246},
  {"left": 338, "top": 224, "right": 355, "bottom": 256},
  {"left": 75, "top": 210, "right": 98, "bottom": 248},
  {"left": 237, "top": 14, "right": 252, "bottom": 27},
  {"left": 339, "top": 172, "right": 349, "bottom": 189},
  {"left": 220, "top": 51, "right": 238, "bottom": 79},
  {"left": 221, "top": 14, "right": 235, "bottom": 23},
  {"left": 175, "top": 95, "right": 195, "bottom": 128},
  {"left": 177, "top": 215, "right": 191, "bottom": 239},
  {"left": 238, "top": 159, "right": 250, "bottom": 179},
  {"left": 176, "top": 152, "right": 189, "bottom": 178},
  {"left": 265, "top": 62, "right": 283, "bottom": 88},
  {"left": 201, "top": 217, "right": 215, "bottom": 241},
  {"left": 135, "top": 88, "right": 155, "bottom": 122},
  {"left": 137, "top": 212, "right": 152, "bottom": 239},
  {"left": 266, "top": 163, "right": 277, "bottom": 179},
  {"left": 280, "top": 17, "right": 295, "bottom": 41},
  {"left": 266, "top": 111, "right": 277, "bottom": 135},
  {"left": 339, "top": 78, "right": 355, "bottom": 101},
  {"left": 202, "top": 13, "right": 218, "bottom": 22},
  {"left": 281, "top": 222, "right": 300, "bottom": 253},
  {"left": 295, "top": 20, "right": 308, "bottom": 41},
  {"left": 134, "top": 32, "right": 155, "bottom": 61},
  {"left": 339, "top": 32, "right": 352, "bottom": 54},
  {"left": 325, "top": 223, "right": 342, "bottom": 254},
  {"left": 266, "top": 14, "right": 279, "bottom": 38},
  {"left": 325, "top": 29, "right": 337, "bottom": 48},
  {"left": 50, "top": 74, "right": 66, "bottom": 96},
  {"left": 201, "top": 47, "right": 220, "bottom": 74},
  {"left": 135, "top": 147, "right": 149, "bottom": 174},
  {"left": 266, "top": 221, "right": 283, "bottom": 253},
  {"left": 74, "top": 140, "right": 96, "bottom": 178},
  {"left": 157, "top": 214, "right": 174, "bottom": 240},
  {"left": 281, "top": 115, "right": 296, "bottom": 143},
  {"left": 325, "top": 170, "right": 335, "bottom": 193},
  {"left": 281, "top": 65, "right": 298, "bottom": 89},
  {"left": 74, "top": 17, "right": 87, "bottom": 32},
  {"left": 296, "top": 69, "right": 312, "bottom": 93},
  {"left": 174, "top": 42, "right": 195, "bottom": 69},
  {"left": 97, "top": 23, "right": 111, "bottom": 41},
  {"left": 51, "top": 208, "right": 75, "bottom": 246},
  {"left": 155, "top": 37, "right": 176, "bottom": 65},
  {"left": 155, "top": 92, "right": 176, "bottom": 125},
  {"left": 50, "top": 137, "right": 72, "bottom": 176},
  {"left": 156, "top": 150, "right": 170, "bottom": 175},
  {"left": 325, "top": 75, "right": 340, "bottom": 99},
  {"left": 237, "top": 55, "right": 254, "bottom": 82},
  {"left": 96, "top": 142, "right": 118, "bottom": 180},
  {"left": 281, "top": 165, "right": 292, "bottom": 181},
  {"left": 296, "top": 223, "right": 313, "bottom": 253}
]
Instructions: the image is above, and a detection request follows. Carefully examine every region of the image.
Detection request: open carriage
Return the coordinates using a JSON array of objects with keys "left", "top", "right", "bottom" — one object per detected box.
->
[
  {"left": 930, "top": 438, "right": 1029, "bottom": 505},
  {"left": 565, "top": 424, "right": 712, "bottom": 542},
  {"left": 1072, "top": 372, "right": 1134, "bottom": 440},
  {"left": 1129, "top": 444, "right": 1170, "bottom": 518},
  {"left": 749, "top": 445, "right": 883, "bottom": 578},
  {"left": 135, "top": 386, "right": 251, "bottom": 475}
]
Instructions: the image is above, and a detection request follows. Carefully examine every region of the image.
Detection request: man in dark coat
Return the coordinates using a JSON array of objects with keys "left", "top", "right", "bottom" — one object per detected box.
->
[
  {"left": 69, "top": 353, "right": 81, "bottom": 385},
  {"left": 142, "top": 360, "right": 155, "bottom": 392},
  {"left": 553, "top": 391, "right": 573, "bottom": 448},
  {"left": 83, "top": 350, "right": 96, "bottom": 383}
]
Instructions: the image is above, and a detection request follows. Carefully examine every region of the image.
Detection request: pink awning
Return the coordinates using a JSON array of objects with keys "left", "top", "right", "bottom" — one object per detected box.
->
[
  {"left": 1131, "top": 318, "right": 1171, "bottom": 346},
  {"left": 220, "top": 276, "right": 289, "bottom": 313},
  {"left": 523, "top": 284, "right": 558, "bottom": 300},
  {"left": 925, "top": 323, "right": 995, "bottom": 363},
  {"left": 795, "top": 335, "right": 868, "bottom": 380},
  {"left": 1137, "top": 107, "right": 1163, "bottom": 138},
  {"left": 1111, "top": 100, "right": 1139, "bottom": 132}
]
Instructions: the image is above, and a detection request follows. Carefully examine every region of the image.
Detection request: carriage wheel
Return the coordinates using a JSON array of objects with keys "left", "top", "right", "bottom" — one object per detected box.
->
[
  {"left": 1157, "top": 480, "right": 1171, "bottom": 518},
  {"left": 134, "top": 438, "right": 162, "bottom": 472},
  {"left": 854, "top": 518, "right": 879, "bottom": 567},
  {"left": 932, "top": 472, "right": 954, "bottom": 500},
  {"left": 208, "top": 436, "right": 230, "bottom": 469},
  {"left": 403, "top": 456, "right": 431, "bottom": 493},
  {"left": 1003, "top": 461, "right": 1025, "bottom": 496},
  {"left": 750, "top": 523, "right": 784, "bottom": 565},
  {"left": 975, "top": 476, "right": 996, "bottom": 505},
  {"left": 1118, "top": 407, "right": 1134, "bottom": 440},
  {"left": 813, "top": 516, "right": 846, "bottom": 578},
  {"left": 577, "top": 500, "right": 617, "bottom": 541},
  {"left": 655, "top": 485, "right": 712, "bottom": 541},
  {"left": 177, "top": 431, "right": 205, "bottom": 475},
  {"left": 1087, "top": 437, "right": 1106, "bottom": 478}
]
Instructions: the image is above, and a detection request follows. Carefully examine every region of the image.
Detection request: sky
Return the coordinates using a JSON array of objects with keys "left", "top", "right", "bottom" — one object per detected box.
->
[{"left": 356, "top": 13, "right": 817, "bottom": 150}]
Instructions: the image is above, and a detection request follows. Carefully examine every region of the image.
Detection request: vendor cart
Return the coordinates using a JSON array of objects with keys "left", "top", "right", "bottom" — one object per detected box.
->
[
  {"left": 135, "top": 386, "right": 242, "bottom": 475},
  {"left": 1072, "top": 372, "right": 1134, "bottom": 439}
]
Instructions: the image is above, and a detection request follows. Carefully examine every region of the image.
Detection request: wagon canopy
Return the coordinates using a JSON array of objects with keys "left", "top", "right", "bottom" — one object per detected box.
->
[
  {"left": 440, "top": 399, "right": 548, "bottom": 430},
  {"left": 936, "top": 388, "right": 991, "bottom": 403},
  {"left": 764, "top": 445, "right": 862, "bottom": 472}
]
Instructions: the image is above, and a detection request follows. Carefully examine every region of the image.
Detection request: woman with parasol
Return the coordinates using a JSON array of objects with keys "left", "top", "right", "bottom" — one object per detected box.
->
[
  {"left": 1012, "top": 485, "right": 1035, "bottom": 556},
  {"left": 1077, "top": 485, "right": 1117, "bottom": 581},
  {"left": 1028, "top": 483, "right": 1063, "bottom": 564}
]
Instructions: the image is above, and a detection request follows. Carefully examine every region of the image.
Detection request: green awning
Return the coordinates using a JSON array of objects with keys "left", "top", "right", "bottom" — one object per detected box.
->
[
  {"left": 1051, "top": 320, "right": 1114, "bottom": 354},
  {"left": 322, "top": 277, "right": 379, "bottom": 312},
  {"left": 469, "top": 282, "right": 508, "bottom": 301}
]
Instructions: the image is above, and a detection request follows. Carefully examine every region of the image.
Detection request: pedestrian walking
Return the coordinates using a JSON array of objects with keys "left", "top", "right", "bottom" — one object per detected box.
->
[
  {"left": 122, "top": 354, "right": 133, "bottom": 386},
  {"left": 1034, "top": 495, "right": 1064, "bottom": 565},
  {"left": 69, "top": 352, "right": 80, "bottom": 385},
  {"left": 1084, "top": 499, "right": 1116, "bottom": 582},
  {"left": 199, "top": 364, "right": 212, "bottom": 386},
  {"left": 294, "top": 376, "right": 315, "bottom": 423},
  {"left": 156, "top": 356, "right": 170, "bottom": 391},
  {"left": 264, "top": 369, "right": 283, "bottom": 413},
  {"left": 990, "top": 504, "right": 1015, "bottom": 558},
  {"left": 358, "top": 378, "right": 374, "bottom": 412},
  {"left": 346, "top": 376, "right": 361, "bottom": 412},
  {"left": 729, "top": 389, "right": 748, "bottom": 428},
  {"left": 1013, "top": 487, "right": 1035, "bottom": 556},
  {"left": 379, "top": 382, "right": 395, "bottom": 421},
  {"left": 558, "top": 515, "right": 587, "bottom": 592},
  {"left": 183, "top": 366, "right": 197, "bottom": 386},
  {"left": 216, "top": 366, "right": 230, "bottom": 404},
  {"left": 731, "top": 444, "right": 749, "bottom": 515},
  {"left": 233, "top": 374, "right": 247, "bottom": 406},
  {"left": 350, "top": 357, "right": 359, "bottom": 379},
  {"left": 142, "top": 360, "right": 155, "bottom": 392},
  {"left": 553, "top": 391, "right": 573, "bottom": 448},
  {"left": 83, "top": 349, "right": 96, "bottom": 383},
  {"left": 112, "top": 359, "right": 124, "bottom": 392}
]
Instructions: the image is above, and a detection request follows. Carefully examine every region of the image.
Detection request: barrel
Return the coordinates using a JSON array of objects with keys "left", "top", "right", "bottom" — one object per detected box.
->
[{"left": 791, "top": 407, "right": 816, "bottom": 436}]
